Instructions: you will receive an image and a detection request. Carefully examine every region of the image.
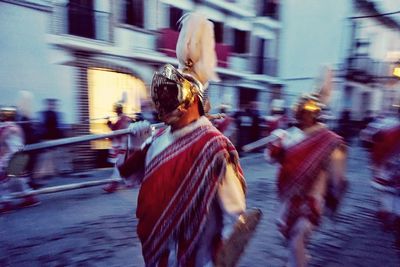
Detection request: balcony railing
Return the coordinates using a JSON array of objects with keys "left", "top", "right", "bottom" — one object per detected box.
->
[
  {"left": 346, "top": 56, "right": 393, "bottom": 82},
  {"left": 52, "top": 3, "right": 111, "bottom": 42},
  {"left": 157, "top": 28, "right": 231, "bottom": 67},
  {"left": 157, "top": 29, "right": 278, "bottom": 75}
]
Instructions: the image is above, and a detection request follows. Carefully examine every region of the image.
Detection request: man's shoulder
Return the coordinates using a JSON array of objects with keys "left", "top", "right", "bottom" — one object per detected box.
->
[{"left": 185, "top": 121, "right": 228, "bottom": 144}]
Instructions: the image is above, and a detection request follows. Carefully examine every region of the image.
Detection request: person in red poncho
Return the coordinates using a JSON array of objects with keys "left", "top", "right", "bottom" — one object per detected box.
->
[
  {"left": 115, "top": 13, "right": 258, "bottom": 266},
  {"left": 265, "top": 95, "right": 347, "bottom": 267},
  {"left": 361, "top": 106, "right": 400, "bottom": 247}
]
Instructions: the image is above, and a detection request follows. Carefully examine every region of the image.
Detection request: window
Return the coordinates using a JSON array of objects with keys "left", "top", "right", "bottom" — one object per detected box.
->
[
  {"left": 261, "top": 0, "right": 279, "bottom": 20},
  {"left": 67, "top": 0, "right": 95, "bottom": 39},
  {"left": 255, "top": 37, "right": 265, "bottom": 74},
  {"left": 233, "top": 29, "right": 248, "bottom": 54},
  {"left": 212, "top": 21, "right": 224, "bottom": 44},
  {"left": 124, "top": 0, "right": 144, "bottom": 28},
  {"left": 169, "top": 6, "right": 183, "bottom": 31}
]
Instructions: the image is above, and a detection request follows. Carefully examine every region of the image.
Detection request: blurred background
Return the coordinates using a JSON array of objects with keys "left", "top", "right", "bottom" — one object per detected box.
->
[
  {"left": 1, "top": 0, "right": 400, "bottom": 171},
  {"left": 1, "top": 2, "right": 400, "bottom": 266}
]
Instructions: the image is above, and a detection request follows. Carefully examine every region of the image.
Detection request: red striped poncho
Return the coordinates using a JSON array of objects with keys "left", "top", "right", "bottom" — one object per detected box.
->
[
  {"left": 278, "top": 127, "right": 343, "bottom": 199},
  {"left": 134, "top": 123, "right": 245, "bottom": 266},
  {"left": 276, "top": 127, "right": 343, "bottom": 237}
]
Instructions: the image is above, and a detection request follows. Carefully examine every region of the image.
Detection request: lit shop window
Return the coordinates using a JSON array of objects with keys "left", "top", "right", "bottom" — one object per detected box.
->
[{"left": 88, "top": 68, "right": 147, "bottom": 148}]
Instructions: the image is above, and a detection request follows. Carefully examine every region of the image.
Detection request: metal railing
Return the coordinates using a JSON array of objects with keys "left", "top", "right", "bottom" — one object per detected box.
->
[
  {"left": 346, "top": 56, "right": 393, "bottom": 79},
  {"left": 4, "top": 123, "right": 164, "bottom": 200}
]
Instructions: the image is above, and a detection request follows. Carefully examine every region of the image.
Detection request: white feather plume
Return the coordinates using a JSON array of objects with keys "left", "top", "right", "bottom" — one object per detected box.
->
[
  {"left": 316, "top": 65, "right": 333, "bottom": 106},
  {"left": 176, "top": 12, "right": 219, "bottom": 85},
  {"left": 313, "top": 65, "right": 334, "bottom": 106}
]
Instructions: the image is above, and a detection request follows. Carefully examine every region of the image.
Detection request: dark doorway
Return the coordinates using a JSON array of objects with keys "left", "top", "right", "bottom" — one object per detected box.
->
[{"left": 239, "top": 88, "right": 258, "bottom": 109}]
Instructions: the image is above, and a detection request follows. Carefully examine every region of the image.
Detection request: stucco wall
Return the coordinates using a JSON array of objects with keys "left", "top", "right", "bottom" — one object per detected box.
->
[{"left": 0, "top": 2, "right": 76, "bottom": 123}]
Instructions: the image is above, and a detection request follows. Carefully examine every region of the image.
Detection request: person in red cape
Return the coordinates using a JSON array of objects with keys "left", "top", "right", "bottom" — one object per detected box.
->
[
  {"left": 106, "top": 102, "right": 132, "bottom": 164},
  {"left": 362, "top": 107, "right": 400, "bottom": 246},
  {"left": 265, "top": 95, "right": 347, "bottom": 267},
  {"left": 205, "top": 101, "right": 234, "bottom": 139},
  {"left": 103, "top": 102, "right": 133, "bottom": 192},
  {"left": 117, "top": 13, "right": 248, "bottom": 266}
]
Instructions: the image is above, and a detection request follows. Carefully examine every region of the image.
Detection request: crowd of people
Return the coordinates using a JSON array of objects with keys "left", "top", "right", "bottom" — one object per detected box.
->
[
  {"left": 1, "top": 12, "right": 399, "bottom": 267},
  {"left": 0, "top": 94, "right": 65, "bottom": 212}
]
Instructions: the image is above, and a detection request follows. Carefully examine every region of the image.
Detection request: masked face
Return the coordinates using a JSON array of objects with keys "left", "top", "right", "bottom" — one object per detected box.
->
[
  {"left": 159, "top": 107, "right": 185, "bottom": 125},
  {"left": 151, "top": 65, "right": 198, "bottom": 123},
  {"left": 151, "top": 77, "right": 190, "bottom": 119}
]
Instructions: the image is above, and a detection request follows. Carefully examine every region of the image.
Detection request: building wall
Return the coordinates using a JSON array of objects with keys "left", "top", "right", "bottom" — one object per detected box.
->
[
  {"left": 0, "top": 2, "right": 77, "bottom": 123},
  {"left": 345, "top": 0, "right": 400, "bottom": 119},
  {"left": 1, "top": 0, "right": 284, "bottom": 170},
  {"left": 280, "top": 0, "right": 352, "bottom": 110}
]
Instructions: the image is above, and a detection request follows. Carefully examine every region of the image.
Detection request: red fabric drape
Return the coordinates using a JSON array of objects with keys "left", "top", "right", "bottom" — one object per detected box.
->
[{"left": 135, "top": 124, "right": 244, "bottom": 266}]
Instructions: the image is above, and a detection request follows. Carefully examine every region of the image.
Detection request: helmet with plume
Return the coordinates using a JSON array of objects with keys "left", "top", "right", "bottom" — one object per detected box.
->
[
  {"left": 151, "top": 12, "right": 219, "bottom": 119},
  {"left": 294, "top": 66, "right": 333, "bottom": 118}
]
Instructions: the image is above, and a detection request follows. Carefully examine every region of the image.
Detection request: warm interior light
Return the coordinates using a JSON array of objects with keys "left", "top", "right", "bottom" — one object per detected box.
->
[
  {"left": 88, "top": 68, "right": 147, "bottom": 149},
  {"left": 393, "top": 67, "right": 400, "bottom": 78}
]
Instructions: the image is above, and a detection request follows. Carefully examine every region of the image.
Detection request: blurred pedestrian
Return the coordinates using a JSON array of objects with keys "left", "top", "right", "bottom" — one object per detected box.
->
[
  {"left": 248, "top": 101, "right": 263, "bottom": 143},
  {"left": 365, "top": 106, "right": 400, "bottom": 247},
  {"left": 0, "top": 107, "right": 22, "bottom": 182},
  {"left": 134, "top": 99, "right": 159, "bottom": 124},
  {"left": 234, "top": 102, "right": 263, "bottom": 153},
  {"left": 103, "top": 102, "right": 132, "bottom": 192},
  {"left": 337, "top": 109, "right": 352, "bottom": 144},
  {"left": 116, "top": 13, "right": 255, "bottom": 266},
  {"left": 267, "top": 99, "right": 288, "bottom": 134},
  {"left": 40, "top": 98, "right": 63, "bottom": 141},
  {"left": 265, "top": 95, "right": 347, "bottom": 267},
  {"left": 212, "top": 104, "right": 234, "bottom": 138},
  {"left": 0, "top": 106, "right": 40, "bottom": 213},
  {"left": 16, "top": 91, "right": 42, "bottom": 189},
  {"left": 36, "top": 98, "right": 64, "bottom": 178}
]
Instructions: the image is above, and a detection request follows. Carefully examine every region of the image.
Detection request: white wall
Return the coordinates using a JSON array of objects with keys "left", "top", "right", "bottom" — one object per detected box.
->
[
  {"left": 348, "top": 0, "right": 400, "bottom": 118},
  {"left": 0, "top": 2, "right": 76, "bottom": 123},
  {"left": 280, "top": 0, "right": 352, "bottom": 109},
  {"left": 357, "top": 19, "right": 400, "bottom": 60}
]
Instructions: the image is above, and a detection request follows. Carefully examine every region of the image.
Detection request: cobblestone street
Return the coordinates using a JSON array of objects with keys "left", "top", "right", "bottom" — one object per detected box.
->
[
  {"left": 1, "top": 145, "right": 399, "bottom": 266},
  {"left": 239, "top": 146, "right": 400, "bottom": 267}
]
